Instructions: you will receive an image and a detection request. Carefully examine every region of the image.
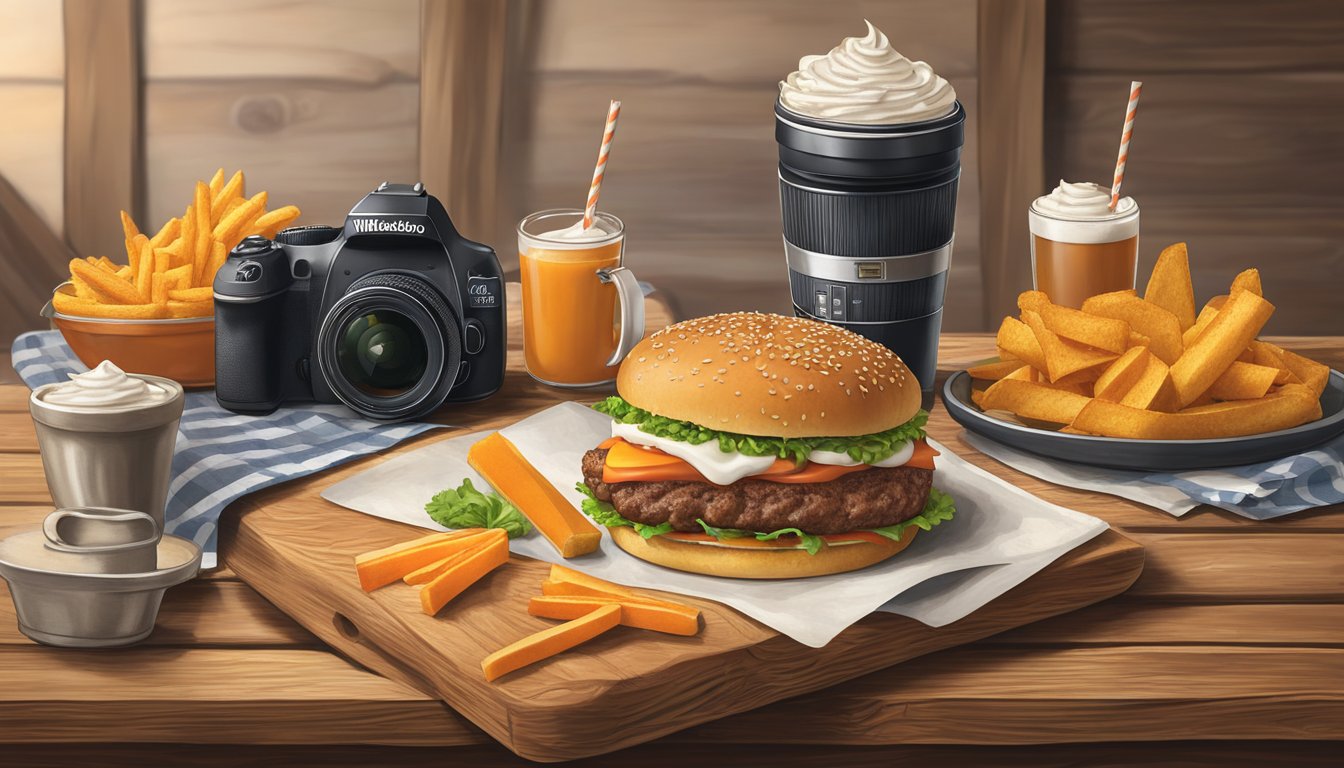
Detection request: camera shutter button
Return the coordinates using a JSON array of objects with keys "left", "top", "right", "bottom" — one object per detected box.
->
[{"left": 463, "top": 319, "right": 485, "bottom": 355}]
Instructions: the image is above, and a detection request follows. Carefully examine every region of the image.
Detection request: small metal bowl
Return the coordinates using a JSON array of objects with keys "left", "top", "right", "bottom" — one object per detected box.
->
[{"left": 0, "top": 532, "right": 201, "bottom": 647}]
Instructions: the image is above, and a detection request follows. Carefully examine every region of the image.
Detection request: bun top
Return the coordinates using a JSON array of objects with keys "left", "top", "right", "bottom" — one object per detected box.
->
[{"left": 616, "top": 312, "right": 920, "bottom": 438}]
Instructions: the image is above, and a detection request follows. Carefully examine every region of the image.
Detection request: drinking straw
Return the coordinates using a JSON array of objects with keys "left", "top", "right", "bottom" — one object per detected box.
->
[
  {"left": 1109, "top": 81, "right": 1142, "bottom": 211},
  {"left": 583, "top": 99, "right": 622, "bottom": 229}
]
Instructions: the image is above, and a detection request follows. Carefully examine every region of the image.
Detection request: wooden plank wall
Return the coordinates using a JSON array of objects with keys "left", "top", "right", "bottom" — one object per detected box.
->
[
  {"left": 0, "top": 0, "right": 64, "bottom": 236},
  {"left": 141, "top": 0, "right": 421, "bottom": 231},
  {"left": 1045, "top": 0, "right": 1344, "bottom": 335},
  {"left": 509, "top": 0, "right": 983, "bottom": 329}
]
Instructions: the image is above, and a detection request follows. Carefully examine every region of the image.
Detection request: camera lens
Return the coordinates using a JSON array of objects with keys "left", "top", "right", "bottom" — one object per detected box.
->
[
  {"left": 336, "top": 310, "right": 428, "bottom": 396},
  {"left": 316, "top": 273, "right": 462, "bottom": 421}
]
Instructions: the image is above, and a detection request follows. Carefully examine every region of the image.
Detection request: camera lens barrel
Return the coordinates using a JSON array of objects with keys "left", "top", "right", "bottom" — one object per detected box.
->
[
  {"left": 776, "top": 100, "right": 966, "bottom": 390},
  {"left": 316, "top": 273, "right": 462, "bottom": 421}
]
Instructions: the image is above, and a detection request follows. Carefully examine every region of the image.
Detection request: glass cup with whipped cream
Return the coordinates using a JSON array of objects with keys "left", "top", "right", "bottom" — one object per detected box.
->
[
  {"left": 517, "top": 210, "right": 645, "bottom": 387},
  {"left": 775, "top": 20, "right": 965, "bottom": 393},
  {"left": 28, "top": 360, "right": 184, "bottom": 532},
  {"left": 1028, "top": 181, "right": 1140, "bottom": 308}
]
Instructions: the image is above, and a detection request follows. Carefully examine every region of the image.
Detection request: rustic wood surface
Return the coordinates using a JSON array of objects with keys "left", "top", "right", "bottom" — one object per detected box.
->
[{"left": 2, "top": 283, "right": 1341, "bottom": 763}]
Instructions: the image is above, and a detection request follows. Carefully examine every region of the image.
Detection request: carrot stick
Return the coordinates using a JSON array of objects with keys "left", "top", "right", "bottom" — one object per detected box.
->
[
  {"left": 419, "top": 534, "right": 509, "bottom": 615},
  {"left": 482, "top": 603, "right": 621, "bottom": 682},
  {"left": 529, "top": 595, "right": 699, "bottom": 636}
]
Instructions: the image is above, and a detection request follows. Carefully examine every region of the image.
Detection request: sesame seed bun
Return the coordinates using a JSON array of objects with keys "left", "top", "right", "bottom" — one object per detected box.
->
[
  {"left": 607, "top": 525, "right": 919, "bottom": 579},
  {"left": 616, "top": 312, "right": 921, "bottom": 437}
]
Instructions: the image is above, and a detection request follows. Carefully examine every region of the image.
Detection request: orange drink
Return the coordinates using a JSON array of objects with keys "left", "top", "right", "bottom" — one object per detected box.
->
[{"left": 518, "top": 210, "right": 643, "bottom": 387}]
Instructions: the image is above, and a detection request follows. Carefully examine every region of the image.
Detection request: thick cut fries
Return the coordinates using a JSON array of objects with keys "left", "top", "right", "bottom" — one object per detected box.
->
[
  {"left": 981, "top": 378, "right": 1092, "bottom": 425},
  {"left": 1080, "top": 292, "right": 1184, "bottom": 364},
  {"left": 1094, "top": 346, "right": 1152, "bottom": 402},
  {"left": 1071, "top": 385, "right": 1321, "bottom": 440},
  {"left": 1207, "top": 361, "right": 1278, "bottom": 401},
  {"left": 995, "top": 316, "right": 1048, "bottom": 372},
  {"left": 1022, "top": 310, "right": 1117, "bottom": 382},
  {"left": 1169, "top": 289, "right": 1275, "bottom": 407},
  {"left": 1144, "top": 242, "right": 1196, "bottom": 330}
]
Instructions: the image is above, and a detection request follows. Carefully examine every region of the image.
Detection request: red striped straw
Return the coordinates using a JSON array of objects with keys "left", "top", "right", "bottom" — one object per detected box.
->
[
  {"left": 583, "top": 99, "right": 622, "bottom": 229},
  {"left": 1109, "top": 80, "right": 1142, "bottom": 211}
]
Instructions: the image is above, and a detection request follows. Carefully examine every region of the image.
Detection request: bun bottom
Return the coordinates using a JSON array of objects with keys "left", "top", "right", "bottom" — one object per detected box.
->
[{"left": 607, "top": 526, "right": 919, "bottom": 579}]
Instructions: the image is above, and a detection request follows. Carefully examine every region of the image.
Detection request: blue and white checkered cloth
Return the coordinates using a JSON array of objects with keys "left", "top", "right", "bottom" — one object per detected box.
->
[
  {"left": 12, "top": 331, "right": 442, "bottom": 567},
  {"left": 962, "top": 430, "right": 1344, "bottom": 520}
]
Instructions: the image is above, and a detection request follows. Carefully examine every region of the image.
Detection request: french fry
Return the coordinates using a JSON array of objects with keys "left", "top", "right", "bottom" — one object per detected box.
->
[
  {"left": 1081, "top": 291, "right": 1184, "bottom": 364},
  {"left": 167, "top": 287, "right": 213, "bottom": 303},
  {"left": 208, "top": 167, "right": 226, "bottom": 197},
  {"left": 1280, "top": 348, "right": 1330, "bottom": 398},
  {"left": 1017, "top": 290, "right": 1051, "bottom": 314},
  {"left": 213, "top": 191, "right": 267, "bottom": 247},
  {"left": 134, "top": 236, "right": 154, "bottom": 301},
  {"left": 995, "top": 316, "right": 1048, "bottom": 372},
  {"left": 54, "top": 292, "right": 168, "bottom": 319},
  {"left": 166, "top": 299, "right": 214, "bottom": 318},
  {"left": 179, "top": 202, "right": 198, "bottom": 269},
  {"left": 70, "top": 271, "right": 94, "bottom": 299},
  {"left": 1022, "top": 310, "right": 1118, "bottom": 382},
  {"left": 1230, "top": 268, "right": 1262, "bottom": 297},
  {"left": 1169, "top": 289, "right": 1275, "bottom": 407},
  {"left": 193, "top": 181, "right": 213, "bottom": 284},
  {"left": 1004, "top": 365, "right": 1037, "bottom": 382},
  {"left": 981, "top": 378, "right": 1092, "bottom": 424},
  {"left": 119, "top": 210, "right": 140, "bottom": 243},
  {"left": 1071, "top": 385, "right": 1321, "bottom": 440},
  {"left": 1094, "top": 346, "right": 1152, "bottom": 402},
  {"left": 1144, "top": 242, "right": 1196, "bottom": 330},
  {"left": 1119, "top": 355, "right": 1180, "bottom": 412},
  {"left": 206, "top": 241, "right": 228, "bottom": 285},
  {"left": 252, "top": 205, "right": 301, "bottom": 239},
  {"left": 115, "top": 266, "right": 133, "bottom": 280},
  {"left": 150, "top": 271, "right": 169, "bottom": 305},
  {"left": 966, "top": 358, "right": 1025, "bottom": 381},
  {"left": 1206, "top": 294, "right": 1229, "bottom": 312},
  {"left": 1207, "top": 361, "right": 1279, "bottom": 401},
  {"left": 211, "top": 170, "right": 245, "bottom": 223},
  {"left": 1128, "top": 329, "right": 1150, "bottom": 348},
  {"left": 69, "top": 257, "right": 140, "bottom": 305},
  {"left": 1183, "top": 304, "right": 1220, "bottom": 348},
  {"left": 1038, "top": 302, "right": 1130, "bottom": 355},
  {"left": 149, "top": 216, "right": 181, "bottom": 250}
]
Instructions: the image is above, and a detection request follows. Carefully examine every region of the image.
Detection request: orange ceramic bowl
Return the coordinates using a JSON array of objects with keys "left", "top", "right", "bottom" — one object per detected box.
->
[{"left": 45, "top": 284, "right": 215, "bottom": 388}]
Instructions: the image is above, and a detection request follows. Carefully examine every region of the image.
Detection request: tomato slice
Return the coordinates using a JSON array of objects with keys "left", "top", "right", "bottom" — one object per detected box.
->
[{"left": 600, "top": 438, "right": 937, "bottom": 484}]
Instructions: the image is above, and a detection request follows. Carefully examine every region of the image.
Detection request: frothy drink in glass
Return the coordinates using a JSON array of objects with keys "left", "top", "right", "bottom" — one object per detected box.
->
[{"left": 1029, "top": 180, "right": 1139, "bottom": 308}]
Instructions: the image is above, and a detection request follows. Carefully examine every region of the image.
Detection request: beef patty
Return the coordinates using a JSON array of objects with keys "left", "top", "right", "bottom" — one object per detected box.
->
[{"left": 581, "top": 448, "right": 932, "bottom": 534}]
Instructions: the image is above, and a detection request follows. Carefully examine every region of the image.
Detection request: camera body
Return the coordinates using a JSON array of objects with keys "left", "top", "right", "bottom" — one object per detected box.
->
[{"left": 213, "top": 182, "right": 505, "bottom": 421}]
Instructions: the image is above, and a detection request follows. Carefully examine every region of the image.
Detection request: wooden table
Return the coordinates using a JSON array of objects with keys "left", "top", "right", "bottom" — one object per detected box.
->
[{"left": 1, "top": 307, "right": 1341, "bottom": 765}]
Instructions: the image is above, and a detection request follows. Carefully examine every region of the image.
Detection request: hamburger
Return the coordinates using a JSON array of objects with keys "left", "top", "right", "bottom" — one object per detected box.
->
[{"left": 577, "top": 312, "right": 954, "bottom": 579}]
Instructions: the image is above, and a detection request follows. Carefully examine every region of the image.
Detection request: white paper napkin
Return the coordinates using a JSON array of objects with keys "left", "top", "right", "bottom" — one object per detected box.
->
[{"left": 322, "top": 402, "right": 1108, "bottom": 647}]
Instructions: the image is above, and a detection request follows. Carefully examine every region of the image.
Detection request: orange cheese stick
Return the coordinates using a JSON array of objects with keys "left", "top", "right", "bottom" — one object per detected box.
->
[
  {"left": 419, "top": 534, "right": 509, "bottom": 615},
  {"left": 547, "top": 565, "right": 699, "bottom": 617},
  {"left": 353, "top": 528, "right": 487, "bottom": 591},
  {"left": 403, "top": 529, "right": 506, "bottom": 586},
  {"left": 468, "top": 432, "right": 600, "bottom": 558},
  {"left": 529, "top": 595, "right": 700, "bottom": 636},
  {"left": 482, "top": 603, "right": 621, "bottom": 682}
]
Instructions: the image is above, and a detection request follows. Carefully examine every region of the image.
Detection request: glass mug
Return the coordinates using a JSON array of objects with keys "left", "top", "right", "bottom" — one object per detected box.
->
[
  {"left": 517, "top": 209, "right": 644, "bottom": 387},
  {"left": 1028, "top": 201, "right": 1140, "bottom": 309}
]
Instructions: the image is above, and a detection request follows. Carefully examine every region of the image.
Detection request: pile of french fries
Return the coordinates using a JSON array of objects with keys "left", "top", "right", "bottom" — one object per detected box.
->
[
  {"left": 969, "top": 243, "right": 1331, "bottom": 440},
  {"left": 54, "top": 168, "right": 300, "bottom": 320}
]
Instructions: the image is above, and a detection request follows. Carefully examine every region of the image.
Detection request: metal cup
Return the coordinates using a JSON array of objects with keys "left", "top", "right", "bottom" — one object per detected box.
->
[{"left": 29, "top": 374, "right": 184, "bottom": 530}]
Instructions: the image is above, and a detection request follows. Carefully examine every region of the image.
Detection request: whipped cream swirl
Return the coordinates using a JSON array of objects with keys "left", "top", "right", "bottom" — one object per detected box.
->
[
  {"left": 38, "top": 360, "right": 174, "bottom": 409},
  {"left": 538, "top": 218, "right": 617, "bottom": 244},
  {"left": 779, "top": 20, "right": 957, "bottom": 125},
  {"left": 1033, "top": 180, "right": 1136, "bottom": 220}
]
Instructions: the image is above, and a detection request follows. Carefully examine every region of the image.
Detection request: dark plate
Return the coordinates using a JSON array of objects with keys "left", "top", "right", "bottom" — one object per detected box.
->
[{"left": 942, "top": 369, "right": 1344, "bottom": 471}]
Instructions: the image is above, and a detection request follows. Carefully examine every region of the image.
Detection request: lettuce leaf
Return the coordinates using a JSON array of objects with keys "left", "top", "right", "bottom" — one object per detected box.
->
[
  {"left": 592, "top": 396, "right": 928, "bottom": 465},
  {"left": 574, "top": 480, "right": 955, "bottom": 556},
  {"left": 425, "top": 478, "right": 533, "bottom": 539}
]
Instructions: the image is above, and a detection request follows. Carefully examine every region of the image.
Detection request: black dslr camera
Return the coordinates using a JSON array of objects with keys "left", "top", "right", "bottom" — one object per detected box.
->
[{"left": 212, "top": 182, "right": 505, "bottom": 421}]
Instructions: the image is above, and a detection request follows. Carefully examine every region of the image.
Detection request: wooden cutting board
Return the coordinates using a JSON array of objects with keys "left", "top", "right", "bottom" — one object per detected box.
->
[{"left": 218, "top": 290, "right": 1144, "bottom": 761}]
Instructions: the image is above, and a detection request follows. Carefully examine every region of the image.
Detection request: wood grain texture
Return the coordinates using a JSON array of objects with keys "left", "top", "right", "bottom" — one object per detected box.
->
[
  {"left": 223, "top": 493, "right": 1139, "bottom": 761},
  {"left": 140, "top": 0, "right": 420, "bottom": 229},
  {"left": 420, "top": 0, "right": 514, "bottom": 244},
  {"left": 0, "top": 647, "right": 474, "bottom": 746},
  {"left": 987, "top": 600, "right": 1344, "bottom": 646},
  {"left": 518, "top": 1, "right": 983, "bottom": 329},
  {"left": 693, "top": 646, "right": 1344, "bottom": 744},
  {"left": 1049, "top": 0, "right": 1344, "bottom": 73},
  {"left": 976, "top": 0, "right": 1044, "bottom": 327},
  {"left": 5, "top": 742, "right": 1344, "bottom": 768},
  {"left": 0, "top": 172, "right": 72, "bottom": 358},
  {"left": 62, "top": 0, "right": 142, "bottom": 261},
  {"left": 0, "top": 0, "right": 64, "bottom": 236}
]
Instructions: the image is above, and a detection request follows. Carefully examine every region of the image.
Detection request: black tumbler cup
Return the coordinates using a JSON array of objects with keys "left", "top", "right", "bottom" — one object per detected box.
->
[{"left": 776, "top": 99, "right": 966, "bottom": 391}]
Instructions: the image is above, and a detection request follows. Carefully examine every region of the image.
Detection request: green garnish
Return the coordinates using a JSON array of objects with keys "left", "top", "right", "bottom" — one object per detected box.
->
[
  {"left": 574, "top": 481, "right": 955, "bottom": 556},
  {"left": 425, "top": 478, "right": 533, "bottom": 539},
  {"left": 592, "top": 395, "right": 927, "bottom": 465}
]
